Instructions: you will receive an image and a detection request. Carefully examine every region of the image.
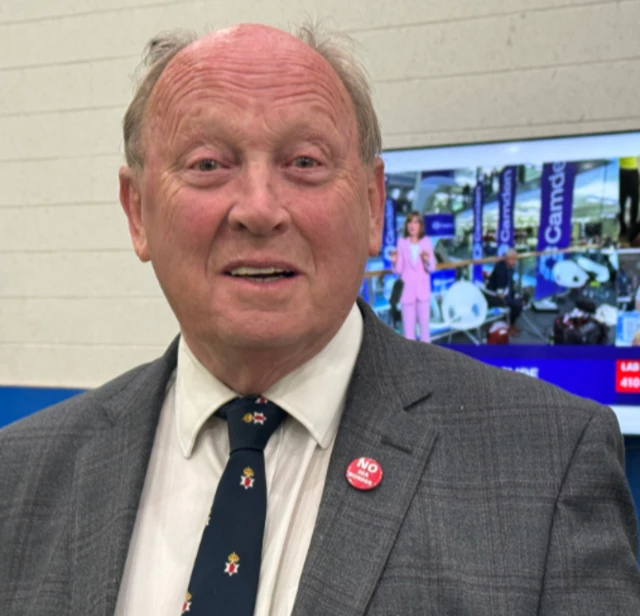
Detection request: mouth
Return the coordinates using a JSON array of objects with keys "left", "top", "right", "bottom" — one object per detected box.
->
[{"left": 225, "top": 265, "right": 298, "bottom": 283}]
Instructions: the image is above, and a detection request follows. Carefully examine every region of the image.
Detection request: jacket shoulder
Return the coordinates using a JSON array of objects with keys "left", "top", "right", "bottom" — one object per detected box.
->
[
  {"left": 2, "top": 361, "right": 151, "bottom": 441},
  {"left": 0, "top": 338, "right": 178, "bottom": 470}
]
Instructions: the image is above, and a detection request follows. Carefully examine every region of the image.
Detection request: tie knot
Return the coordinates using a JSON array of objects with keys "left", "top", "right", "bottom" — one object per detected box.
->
[{"left": 218, "top": 396, "right": 286, "bottom": 453}]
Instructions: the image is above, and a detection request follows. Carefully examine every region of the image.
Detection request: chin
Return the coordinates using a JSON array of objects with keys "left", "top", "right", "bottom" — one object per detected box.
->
[
  {"left": 217, "top": 315, "right": 311, "bottom": 349},
  {"left": 221, "top": 330, "right": 308, "bottom": 352}
]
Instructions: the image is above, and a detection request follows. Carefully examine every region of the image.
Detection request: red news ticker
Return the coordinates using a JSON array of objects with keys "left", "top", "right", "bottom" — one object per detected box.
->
[{"left": 616, "top": 360, "right": 640, "bottom": 393}]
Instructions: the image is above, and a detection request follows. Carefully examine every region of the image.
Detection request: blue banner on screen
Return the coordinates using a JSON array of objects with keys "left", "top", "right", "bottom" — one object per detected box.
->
[
  {"left": 425, "top": 213, "right": 455, "bottom": 237},
  {"left": 497, "top": 166, "right": 516, "bottom": 256},
  {"left": 472, "top": 182, "right": 484, "bottom": 283},
  {"left": 381, "top": 198, "right": 397, "bottom": 268},
  {"left": 534, "top": 162, "right": 577, "bottom": 300},
  {"left": 447, "top": 344, "right": 640, "bottom": 407}
]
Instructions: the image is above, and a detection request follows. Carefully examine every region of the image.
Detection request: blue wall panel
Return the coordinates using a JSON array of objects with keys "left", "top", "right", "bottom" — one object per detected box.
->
[{"left": 0, "top": 386, "right": 83, "bottom": 426}]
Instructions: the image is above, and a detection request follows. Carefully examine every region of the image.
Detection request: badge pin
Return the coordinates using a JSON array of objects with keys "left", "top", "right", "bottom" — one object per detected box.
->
[{"left": 346, "top": 457, "right": 383, "bottom": 491}]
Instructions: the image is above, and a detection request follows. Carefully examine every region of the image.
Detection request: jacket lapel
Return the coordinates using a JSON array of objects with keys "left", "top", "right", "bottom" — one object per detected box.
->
[
  {"left": 292, "top": 302, "right": 439, "bottom": 616},
  {"left": 69, "top": 339, "right": 179, "bottom": 616}
]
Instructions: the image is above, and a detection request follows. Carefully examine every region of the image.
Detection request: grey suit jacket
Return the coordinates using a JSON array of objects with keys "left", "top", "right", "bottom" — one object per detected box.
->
[{"left": 1, "top": 301, "right": 639, "bottom": 615}]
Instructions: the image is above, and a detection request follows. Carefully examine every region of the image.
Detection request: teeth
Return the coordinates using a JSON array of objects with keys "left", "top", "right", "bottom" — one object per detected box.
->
[
  {"left": 230, "top": 266, "right": 287, "bottom": 276},
  {"left": 250, "top": 275, "right": 286, "bottom": 283}
]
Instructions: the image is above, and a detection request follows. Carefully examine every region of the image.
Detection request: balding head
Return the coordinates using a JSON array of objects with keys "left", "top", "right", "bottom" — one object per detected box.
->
[
  {"left": 122, "top": 23, "right": 381, "bottom": 171},
  {"left": 505, "top": 248, "right": 518, "bottom": 267},
  {"left": 143, "top": 24, "right": 357, "bottom": 172}
]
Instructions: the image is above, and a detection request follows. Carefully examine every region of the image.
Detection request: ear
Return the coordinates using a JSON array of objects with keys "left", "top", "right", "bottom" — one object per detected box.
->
[
  {"left": 367, "top": 156, "right": 386, "bottom": 257},
  {"left": 119, "top": 165, "right": 150, "bottom": 262}
]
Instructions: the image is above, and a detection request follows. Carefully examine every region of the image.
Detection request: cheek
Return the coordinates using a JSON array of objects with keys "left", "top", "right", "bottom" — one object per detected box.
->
[
  {"left": 298, "top": 181, "right": 369, "bottom": 271},
  {"left": 144, "top": 182, "right": 222, "bottom": 262},
  {"left": 178, "top": 194, "right": 219, "bottom": 236}
]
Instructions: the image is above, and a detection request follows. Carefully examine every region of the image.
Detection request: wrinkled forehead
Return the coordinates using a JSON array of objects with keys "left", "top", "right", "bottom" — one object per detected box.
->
[{"left": 146, "top": 24, "right": 356, "bottom": 136}]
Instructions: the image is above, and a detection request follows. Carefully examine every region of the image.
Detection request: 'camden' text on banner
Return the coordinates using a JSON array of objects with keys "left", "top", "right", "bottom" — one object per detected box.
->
[
  {"left": 534, "top": 162, "right": 577, "bottom": 299},
  {"left": 497, "top": 166, "right": 517, "bottom": 256}
]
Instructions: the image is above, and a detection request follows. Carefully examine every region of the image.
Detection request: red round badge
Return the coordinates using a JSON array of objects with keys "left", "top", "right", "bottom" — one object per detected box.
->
[{"left": 346, "top": 457, "right": 383, "bottom": 491}]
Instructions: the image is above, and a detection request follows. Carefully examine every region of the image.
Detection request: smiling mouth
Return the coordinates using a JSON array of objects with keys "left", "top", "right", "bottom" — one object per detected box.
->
[{"left": 226, "top": 266, "right": 297, "bottom": 282}]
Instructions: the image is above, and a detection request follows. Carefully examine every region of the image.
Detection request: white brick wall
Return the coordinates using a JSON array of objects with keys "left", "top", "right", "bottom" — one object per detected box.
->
[{"left": 1, "top": 0, "right": 638, "bottom": 387}]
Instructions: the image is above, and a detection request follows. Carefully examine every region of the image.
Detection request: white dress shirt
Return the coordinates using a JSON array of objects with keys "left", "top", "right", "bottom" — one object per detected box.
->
[
  {"left": 114, "top": 304, "right": 363, "bottom": 616},
  {"left": 410, "top": 241, "right": 420, "bottom": 264}
]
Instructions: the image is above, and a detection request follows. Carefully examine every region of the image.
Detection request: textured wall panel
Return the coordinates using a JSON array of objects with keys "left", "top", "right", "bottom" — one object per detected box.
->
[
  {"left": 0, "top": 253, "right": 162, "bottom": 298},
  {"left": 0, "top": 344, "right": 165, "bottom": 387},
  {"left": 0, "top": 205, "right": 130, "bottom": 251},
  {"left": 0, "top": 298, "right": 178, "bottom": 346},
  {"left": 0, "top": 156, "right": 121, "bottom": 207}
]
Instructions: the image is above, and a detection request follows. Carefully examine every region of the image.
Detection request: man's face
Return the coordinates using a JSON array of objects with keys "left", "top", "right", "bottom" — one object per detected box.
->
[
  {"left": 120, "top": 26, "right": 384, "bottom": 356},
  {"left": 506, "top": 253, "right": 517, "bottom": 268}
]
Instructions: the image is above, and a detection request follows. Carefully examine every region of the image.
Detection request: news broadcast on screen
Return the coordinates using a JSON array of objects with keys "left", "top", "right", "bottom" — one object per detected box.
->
[{"left": 360, "top": 130, "right": 640, "bottom": 433}]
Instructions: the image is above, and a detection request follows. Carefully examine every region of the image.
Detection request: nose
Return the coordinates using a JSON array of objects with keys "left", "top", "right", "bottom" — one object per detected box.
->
[{"left": 227, "top": 162, "right": 291, "bottom": 236}]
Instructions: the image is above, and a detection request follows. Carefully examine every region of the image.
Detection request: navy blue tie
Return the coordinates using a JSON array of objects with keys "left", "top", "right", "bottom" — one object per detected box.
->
[{"left": 182, "top": 396, "right": 286, "bottom": 616}]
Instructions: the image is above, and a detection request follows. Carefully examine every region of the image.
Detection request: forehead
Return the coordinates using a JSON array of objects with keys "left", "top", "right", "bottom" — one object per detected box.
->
[{"left": 146, "top": 26, "right": 356, "bottom": 140}]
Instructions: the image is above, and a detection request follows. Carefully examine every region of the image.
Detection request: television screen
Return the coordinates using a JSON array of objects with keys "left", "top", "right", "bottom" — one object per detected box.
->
[{"left": 361, "top": 130, "right": 640, "bottom": 434}]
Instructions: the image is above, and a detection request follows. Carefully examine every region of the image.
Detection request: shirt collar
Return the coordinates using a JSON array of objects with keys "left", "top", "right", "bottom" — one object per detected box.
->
[{"left": 176, "top": 304, "right": 363, "bottom": 457}]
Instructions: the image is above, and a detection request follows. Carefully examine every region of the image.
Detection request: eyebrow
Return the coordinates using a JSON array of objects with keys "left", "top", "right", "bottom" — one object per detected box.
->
[{"left": 172, "top": 111, "right": 345, "bottom": 152}]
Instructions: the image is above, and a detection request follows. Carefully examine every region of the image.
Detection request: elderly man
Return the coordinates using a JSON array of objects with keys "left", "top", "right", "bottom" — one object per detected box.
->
[{"left": 1, "top": 23, "right": 639, "bottom": 616}]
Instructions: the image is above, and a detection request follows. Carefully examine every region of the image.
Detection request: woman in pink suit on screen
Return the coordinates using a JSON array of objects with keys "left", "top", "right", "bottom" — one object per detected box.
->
[{"left": 390, "top": 211, "right": 436, "bottom": 342}]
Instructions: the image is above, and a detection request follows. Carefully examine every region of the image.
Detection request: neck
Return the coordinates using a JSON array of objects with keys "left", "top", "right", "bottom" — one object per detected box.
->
[{"left": 181, "top": 332, "right": 335, "bottom": 394}]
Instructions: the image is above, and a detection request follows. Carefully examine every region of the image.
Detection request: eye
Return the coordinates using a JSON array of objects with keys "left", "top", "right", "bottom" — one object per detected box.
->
[
  {"left": 292, "top": 156, "right": 319, "bottom": 169},
  {"left": 194, "top": 159, "right": 219, "bottom": 172}
]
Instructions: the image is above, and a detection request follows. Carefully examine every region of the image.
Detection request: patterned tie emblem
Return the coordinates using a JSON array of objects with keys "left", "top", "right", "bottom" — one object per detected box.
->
[
  {"left": 242, "top": 411, "right": 266, "bottom": 425},
  {"left": 182, "top": 592, "right": 192, "bottom": 614},
  {"left": 181, "top": 396, "right": 286, "bottom": 615},
  {"left": 224, "top": 552, "right": 240, "bottom": 576},
  {"left": 240, "top": 467, "right": 255, "bottom": 489}
]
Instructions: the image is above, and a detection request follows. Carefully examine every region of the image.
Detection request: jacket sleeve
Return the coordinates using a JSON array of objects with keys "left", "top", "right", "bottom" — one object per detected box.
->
[
  {"left": 423, "top": 238, "right": 436, "bottom": 273},
  {"left": 538, "top": 407, "right": 640, "bottom": 614}
]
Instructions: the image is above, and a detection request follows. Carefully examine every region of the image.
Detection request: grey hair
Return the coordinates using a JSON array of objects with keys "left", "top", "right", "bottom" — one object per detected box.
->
[
  {"left": 122, "top": 24, "right": 382, "bottom": 170},
  {"left": 296, "top": 24, "right": 381, "bottom": 164},
  {"left": 123, "top": 29, "right": 198, "bottom": 170}
]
